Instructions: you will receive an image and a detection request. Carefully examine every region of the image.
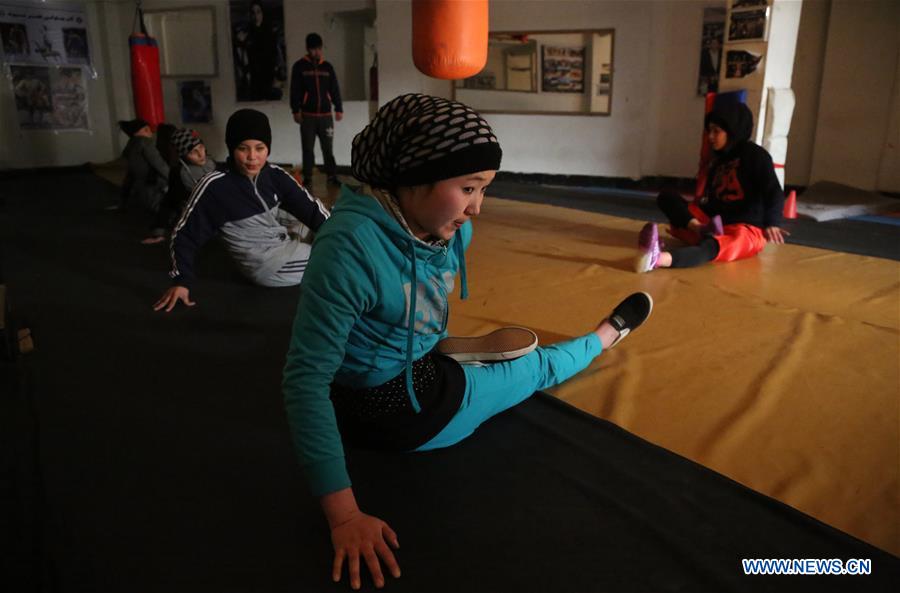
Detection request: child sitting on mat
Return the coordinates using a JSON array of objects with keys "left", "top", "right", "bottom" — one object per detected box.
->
[
  {"left": 635, "top": 101, "right": 788, "bottom": 272},
  {"left": 155, "top": 122, "right": 178, "bottom": 168},
  {"left": 118, "top": 118, "right": 169, "bottom": 212},
  {"left": 282, "top": 93, "right": 654, "bottom": 590},
  {"left": 143, "top": 128, "right": 218, "bottom": 244},
  {"left": 153, "top": 109, "right": 329, "bottom": 312}
]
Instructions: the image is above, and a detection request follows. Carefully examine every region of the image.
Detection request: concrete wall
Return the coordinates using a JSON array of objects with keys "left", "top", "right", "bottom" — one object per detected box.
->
[
  {"left": 877, "top": 37, "right": 900, "bottom": 191},
  {"left": 785, "top": 0, "right": 829, "bottom": 186},
  {"left": 3, "top": 0, "right": 898, "bottom": 193},
  {"left": 373, "top": 0, "right": 714, "bottom": 179},
  {"left": 807, "top": 0, "right": 900, "bottom": 191}
]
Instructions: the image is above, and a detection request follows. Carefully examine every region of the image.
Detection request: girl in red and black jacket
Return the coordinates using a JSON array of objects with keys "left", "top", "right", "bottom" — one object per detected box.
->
[{"left": 635, "top": 101, "right": 788, "bottom": 272}]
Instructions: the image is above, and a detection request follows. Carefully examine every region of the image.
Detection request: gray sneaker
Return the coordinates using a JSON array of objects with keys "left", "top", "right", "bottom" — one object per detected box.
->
[{"left": 437, "top": 327, "right": 538, "bottom": 363}]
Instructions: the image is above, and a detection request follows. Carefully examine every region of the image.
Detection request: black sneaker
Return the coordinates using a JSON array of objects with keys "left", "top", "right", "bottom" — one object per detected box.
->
[
  {"left": 437, "top": 327, "right": 538, "bottom": 363},
  {"left": 606, "top": 292, "right": 653, "bottom": 349}
]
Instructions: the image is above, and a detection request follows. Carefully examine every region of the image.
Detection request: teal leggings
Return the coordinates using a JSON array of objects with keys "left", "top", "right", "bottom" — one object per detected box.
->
[{"left": 416, "top": 333, "right": 603, "bottom": 450}]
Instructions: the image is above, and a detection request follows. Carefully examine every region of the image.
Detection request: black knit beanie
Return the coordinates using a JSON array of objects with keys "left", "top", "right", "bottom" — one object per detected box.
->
[
  {"left": 119, "top": 118, "right": 148, "bottom": 137},
  {"left": 351, "top": 94, "right": 502, "bottom": 189},
  {"left": 225, "top": 109, "right": 271, "bottom": 154}
]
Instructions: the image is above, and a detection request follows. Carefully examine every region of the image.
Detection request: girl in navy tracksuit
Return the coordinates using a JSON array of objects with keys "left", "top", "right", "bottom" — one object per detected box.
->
[{"left": 153, "top": 109, "right": 329, "bottom": 312}]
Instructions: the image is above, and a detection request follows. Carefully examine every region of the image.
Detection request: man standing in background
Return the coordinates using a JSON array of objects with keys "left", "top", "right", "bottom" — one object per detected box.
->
[{"left": 290, "top": 33, "right": 343, "bottom": 187}]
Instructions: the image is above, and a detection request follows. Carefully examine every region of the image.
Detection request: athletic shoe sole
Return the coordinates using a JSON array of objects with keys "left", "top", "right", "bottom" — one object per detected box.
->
[
  {"left": 634, "top": 223, "right": 660, "bottom": 273},
  {"left": 437, "top": 326, "right": 538, "bottom": 363},
  {"left": 634, "top": 250, "right": 656, "bottom": 274}
]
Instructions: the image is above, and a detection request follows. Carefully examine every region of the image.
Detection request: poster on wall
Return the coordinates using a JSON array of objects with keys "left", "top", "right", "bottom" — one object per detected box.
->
[
  {"left": 725, "top": 48, "right": 764, "bottom": 78},
  {"left": 50, "top": 65, "right": 88, "bottom": 129},
  {"left": 179, "top": 80, "right": 213, "bottom": 123},
  {"left": 0, "top": 2, "right": 91, "bottom": 66},
  {"left": 462, "top": 72, "right": 496, "bottom": 90},
  {"left": 728, "top": 7, "right": 769, "bottom": 42},
  {"left": 697, "top": 7, "right": 726, "bottom": 96},
  {"left": 541, "top": 45, "right": 584, "bottom": 93},
  {"left": 10, "top": 64, "right": 88, "bottom": 130},
  {"left": 230, "top": 0, "right": 287, "bottom": 102}
]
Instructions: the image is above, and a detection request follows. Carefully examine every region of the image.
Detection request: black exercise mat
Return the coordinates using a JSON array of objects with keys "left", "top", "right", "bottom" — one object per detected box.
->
[{"left": 2, "top": 170, "right": 898, "bottom": 592}]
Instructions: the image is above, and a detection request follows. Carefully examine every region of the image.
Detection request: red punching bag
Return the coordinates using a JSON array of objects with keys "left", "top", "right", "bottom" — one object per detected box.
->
[
  {"left": 129, "top": 6, "right": 164, "bottom": 129},
  {"left": 412, "top": 0, "right": 488, "bottom": 79}
]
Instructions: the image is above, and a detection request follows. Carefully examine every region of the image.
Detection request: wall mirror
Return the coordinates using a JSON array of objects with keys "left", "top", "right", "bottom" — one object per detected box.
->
[
  {"left": 143, "top": 6, "right": 218, "bottom": 77},
  {"left": 453, "top": 29, "right": 614, "bottom": 116}
]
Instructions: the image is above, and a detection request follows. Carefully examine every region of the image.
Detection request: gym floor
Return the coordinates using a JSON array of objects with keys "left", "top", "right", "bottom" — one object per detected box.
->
[{"left": 2, "top": 167, "right": 898, "bottom": 591}]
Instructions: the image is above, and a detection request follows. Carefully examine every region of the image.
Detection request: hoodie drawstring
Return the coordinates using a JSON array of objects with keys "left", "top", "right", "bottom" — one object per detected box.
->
[
  {"left": 404, "top": 237, "right": 422, "bottom": 413},
  {"left": 454, "top": 229, "right": 468, "bottom": 300}
]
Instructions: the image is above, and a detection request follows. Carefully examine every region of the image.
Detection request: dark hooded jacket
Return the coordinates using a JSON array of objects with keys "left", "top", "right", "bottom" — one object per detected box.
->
[
  {"left": 700, "top": 102, "right": 784, "bottom": 228},
  {"left": 121, "top": 135, "right": 169, "bottom": 211},
  {"left": 289, "top": 55, "right": 343, "bottom": 117}
]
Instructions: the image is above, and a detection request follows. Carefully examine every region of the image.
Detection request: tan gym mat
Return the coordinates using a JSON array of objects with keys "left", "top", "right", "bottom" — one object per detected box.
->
[{"left": 447, "top": 196, "right": 899, "bottom": 556}]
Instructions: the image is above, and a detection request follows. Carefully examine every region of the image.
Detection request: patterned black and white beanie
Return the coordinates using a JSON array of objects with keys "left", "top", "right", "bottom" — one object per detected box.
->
[
  {"left": 351, "top": 94, "right": 502, "bottom": 189},
  {"left": 172, "top": 128, "right": 202, "bottom": 159}
]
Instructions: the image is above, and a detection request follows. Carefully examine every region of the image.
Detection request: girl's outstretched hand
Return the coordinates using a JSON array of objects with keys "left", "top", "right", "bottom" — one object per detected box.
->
[
  {"left": 765, "top": 226, "right": 790, "bottom": 244},
  {"left": 322, "top": 488, "right": 401, "bottom": 590},
  {"left": 153, "top": 286, "right": 195, "bottom": 312},
  {"left": 330, "top": 511, "right": 401, "bottom": 589}
]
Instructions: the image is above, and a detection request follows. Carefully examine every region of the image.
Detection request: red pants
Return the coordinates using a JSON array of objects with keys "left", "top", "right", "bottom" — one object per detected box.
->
[{"left": 667, "top": 203, "right": 766, "bottom": 263}]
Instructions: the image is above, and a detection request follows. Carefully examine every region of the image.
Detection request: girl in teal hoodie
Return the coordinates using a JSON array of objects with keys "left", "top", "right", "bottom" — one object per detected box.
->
[{"left": 282, "top": 94, "right": 653, "bottom": 590}]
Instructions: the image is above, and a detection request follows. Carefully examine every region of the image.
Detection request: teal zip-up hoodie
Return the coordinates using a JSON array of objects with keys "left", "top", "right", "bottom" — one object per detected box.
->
[{"left": 283, "top": 185, "right": 471, "bottom": 496}]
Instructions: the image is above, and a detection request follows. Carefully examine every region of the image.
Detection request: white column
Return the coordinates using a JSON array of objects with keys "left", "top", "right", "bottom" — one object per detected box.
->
[{"left": 716, "top": 0, "right": 802, "bottom": 187}]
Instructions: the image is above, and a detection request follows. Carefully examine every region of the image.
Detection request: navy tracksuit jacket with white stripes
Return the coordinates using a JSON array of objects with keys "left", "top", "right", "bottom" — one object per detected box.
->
[{"left": 169, "top": 162, "right": 329, "bottom": 287}]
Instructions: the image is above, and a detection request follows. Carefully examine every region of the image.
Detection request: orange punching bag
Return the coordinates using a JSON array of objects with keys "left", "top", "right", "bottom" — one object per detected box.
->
[
  {"left": 412, "top": 0, "right": 488, "bottom": 79},
  {"left": 129, "top": 5, "right": 165, "bottom": 129}
]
